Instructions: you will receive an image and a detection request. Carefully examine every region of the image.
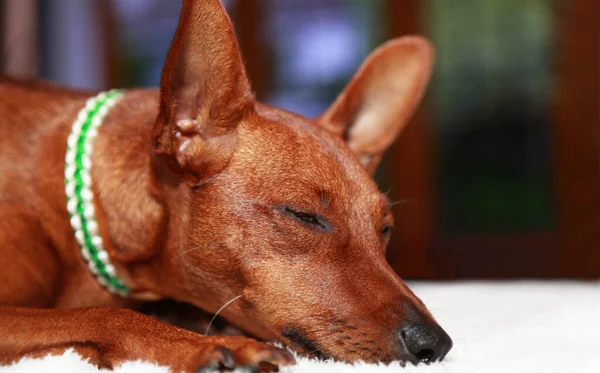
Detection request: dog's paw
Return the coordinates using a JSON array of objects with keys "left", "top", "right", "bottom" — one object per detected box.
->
[
  {"left": 193, "top": 345, "right": 237, "bottom": 372},
  {"left": 196, "top": 336, "right": 295, "bottom": 372}
]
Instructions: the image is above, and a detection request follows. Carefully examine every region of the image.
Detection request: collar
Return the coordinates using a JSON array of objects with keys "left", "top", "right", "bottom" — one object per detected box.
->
[{"left": 64, "top": 90, "right": 129, "bottom": 296}]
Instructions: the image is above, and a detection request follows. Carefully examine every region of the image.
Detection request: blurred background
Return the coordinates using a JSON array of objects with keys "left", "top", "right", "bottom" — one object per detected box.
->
[{"left": 1, "top": 0, "right": 598, "bottom": 279}]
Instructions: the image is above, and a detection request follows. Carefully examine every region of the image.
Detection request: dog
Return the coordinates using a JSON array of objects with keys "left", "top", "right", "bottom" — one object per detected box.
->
[{"left": 0, "top": 0, "right": 452, "bottom": 371}]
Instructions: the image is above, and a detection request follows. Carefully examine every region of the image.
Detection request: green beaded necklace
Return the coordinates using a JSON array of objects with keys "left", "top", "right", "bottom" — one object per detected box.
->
[{"left": 64, "top": 90, "right": 128, "bottom": 296}]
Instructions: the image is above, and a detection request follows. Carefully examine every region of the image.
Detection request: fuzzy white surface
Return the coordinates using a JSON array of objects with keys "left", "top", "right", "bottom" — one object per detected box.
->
[{"left": 3, "top": 281, "right": 599, "bottom": 373}]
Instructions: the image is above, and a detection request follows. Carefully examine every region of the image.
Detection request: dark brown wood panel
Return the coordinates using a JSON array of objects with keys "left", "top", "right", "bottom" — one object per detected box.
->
[
  {"left": 97, "top": 0, "right": 118, "bottom": 90},
  {"left": 431, "top": 232, "right": 560, "bottom": 279},
  {"left": 383, "top": 0, "right": 437, "bottom": 278},
  {"left": 229, "top": 0, "right": 270, "bottom": 100},
  {"left": 554, "top": 0, "right": 600, "bottom": 278}
]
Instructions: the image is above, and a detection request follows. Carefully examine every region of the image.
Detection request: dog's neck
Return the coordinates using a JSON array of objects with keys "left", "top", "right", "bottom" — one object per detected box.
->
[
  {"left": 81, "top": 89, "right": 183, "bottom": 301},
  {"left": 71, "top": 88, "right": 236, "bottom": 306}
]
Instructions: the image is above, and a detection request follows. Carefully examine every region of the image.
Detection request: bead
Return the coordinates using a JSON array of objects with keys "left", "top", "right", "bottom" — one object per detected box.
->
[
  {"left": 85, "top": 98, "right": 96, "bottom": 111},
  {"left": 77, "top": 111, "right": 88, "bottom": 123},
  {"left": 67, "top": 134, "right": 78, "bottom": 148},
  {"left": 80, "top": 187, "right": 93, "bottom": 202},
  {"left": 90, "top": 117, "right": 102, "bottom": 128},
  {"left": 81, "top": 156, "right": 92, "bottom": 170},
  {"left": 71, "top": 120, "right": 83, "bottom": 135},
  {"left": 88, "top": 128, "right": 99, "bottom": 140},
  {"left": 98, "top": 105, "right": 109, "bottom": 117},
  {"left": 75, "top": 230, "right": 85, "bottom": 246},
  {"left": 64, "top": 165, "right": 76, "bottom": 179},
  {"left": 70, "top": 215, "right": 81, "bottom": 230},
  {"left": 97, "top": 250, "right": 109, "bottom": 262},
  {"left": 80, "top": 172, "right": 92, "bottom": 187},
  {"left": 91, "top": 235, "right": 102, "bottom": 246},
  {"left": 105, "top": 264, "right": 116, "bottom": 276},
  {"left": 65, "top": 182, "right": 76, "bottom": 197},
  {"left": 83, "top": 205, "right": 95, "bottom": 219},
  {"left": 66, "top": 199, "right": 78, "bottom": 214},
  {"left": 92, "top": 238, "right": 104, "bottom": 252},
  {"left": 88, "top": 261, "right": 98, "bottom": 274},
  {"left": 81, "top": 249, "right": 90, "bottom": 261},
  {"left": 87, "top": 220, "right": 98, "bottom": 236},
  {"left": 65, "top": 150, "right": 76, "bottom": 163}
]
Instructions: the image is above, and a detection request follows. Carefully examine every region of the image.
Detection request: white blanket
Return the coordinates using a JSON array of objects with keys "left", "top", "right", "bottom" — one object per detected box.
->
[{"left": 3, "top": 281, "right": 599, "bottom": 373}]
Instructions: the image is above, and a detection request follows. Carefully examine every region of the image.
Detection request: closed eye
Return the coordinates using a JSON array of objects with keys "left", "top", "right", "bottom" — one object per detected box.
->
[{"left": 279, "top": 206, "right": 333, "bottom": 233}]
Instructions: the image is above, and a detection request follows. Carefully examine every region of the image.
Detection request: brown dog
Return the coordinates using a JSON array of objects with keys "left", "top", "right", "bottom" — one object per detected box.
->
[{"left": 0, "top": 0, "right": 451, "bottom": 371}]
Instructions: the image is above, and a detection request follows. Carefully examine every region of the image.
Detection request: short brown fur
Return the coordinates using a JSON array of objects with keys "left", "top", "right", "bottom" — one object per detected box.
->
[{"left": 0, "top": 1, "right": 451, "bottom": 371}]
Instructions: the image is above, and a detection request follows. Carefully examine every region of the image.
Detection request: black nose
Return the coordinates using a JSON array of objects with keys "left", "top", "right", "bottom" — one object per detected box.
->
[{"left": 399, "top": 324, "right": 453, "bottom": 363}]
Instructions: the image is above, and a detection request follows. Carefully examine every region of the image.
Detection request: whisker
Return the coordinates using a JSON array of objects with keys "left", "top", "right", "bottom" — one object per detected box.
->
[
  {"left": 204, "top": 294, "right": 243, "bottom": 336},
  {"left": 172, "top": 242, "right": 224, "bottom": 261},
  {"left": 389, "top": 199, "right": 414, "bottom": 207}
]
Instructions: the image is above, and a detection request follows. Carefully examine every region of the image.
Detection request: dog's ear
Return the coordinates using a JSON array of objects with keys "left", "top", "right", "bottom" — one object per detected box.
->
[
  {"left": 153, "top": 0, "right": 253, "bottom": 184},
  {"left": 317, "top": 37, "right": 434, "bottom": 175}
]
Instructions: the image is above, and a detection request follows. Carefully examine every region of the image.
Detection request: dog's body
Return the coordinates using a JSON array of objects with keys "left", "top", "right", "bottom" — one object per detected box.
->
[{"left": 0, "top": 1, "right": 451, "bottom": 371}]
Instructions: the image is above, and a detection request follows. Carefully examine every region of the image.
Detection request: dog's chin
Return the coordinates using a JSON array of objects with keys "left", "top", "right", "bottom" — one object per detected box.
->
[
  {"left": 280, "top": 326, "right": 421, "bottom": 366},
  {"left": 284, "top": 342, "right": 415, "bottom": 366}
]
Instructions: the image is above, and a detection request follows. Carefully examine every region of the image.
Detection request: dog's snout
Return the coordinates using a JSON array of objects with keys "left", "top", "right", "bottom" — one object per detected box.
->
[{"left": 398, "top": 324, "right": 452, "bottom": 363}]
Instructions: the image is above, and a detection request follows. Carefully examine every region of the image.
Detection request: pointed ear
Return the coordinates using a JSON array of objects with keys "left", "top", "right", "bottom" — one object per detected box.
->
[
  {"left": 317, "top": 36, "right": 434, "bottom": 175},
  {"left": 153, "top": 0, "right": 253, "bottom": 184}
]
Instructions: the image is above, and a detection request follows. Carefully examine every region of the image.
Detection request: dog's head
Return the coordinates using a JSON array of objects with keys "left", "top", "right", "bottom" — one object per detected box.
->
[{"left": 149, "top": 0, "right": 451, "bottom": 364}]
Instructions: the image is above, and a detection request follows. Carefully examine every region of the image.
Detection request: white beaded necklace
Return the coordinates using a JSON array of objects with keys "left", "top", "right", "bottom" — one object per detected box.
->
[{"left": 64, "top": 90, "right": 128, "bottom": 296}]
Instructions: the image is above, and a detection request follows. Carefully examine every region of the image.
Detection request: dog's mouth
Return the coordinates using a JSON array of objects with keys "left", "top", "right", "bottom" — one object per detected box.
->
[{"left": 281, "top": 327, "right": 329, "bottom": 360}]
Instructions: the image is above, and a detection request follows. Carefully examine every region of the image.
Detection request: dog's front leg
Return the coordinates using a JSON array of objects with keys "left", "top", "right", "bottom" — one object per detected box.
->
[{"left": 0, "top": 307, "right": 295, "bottom": 372}]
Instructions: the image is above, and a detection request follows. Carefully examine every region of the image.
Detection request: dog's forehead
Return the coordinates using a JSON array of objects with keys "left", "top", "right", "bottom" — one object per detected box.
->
[
  {"left": 231, "top": 103, "right": 383, "bottom": 205},
  {"left": 251, "top": 102, "right": 357, "bottom": 165}
]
